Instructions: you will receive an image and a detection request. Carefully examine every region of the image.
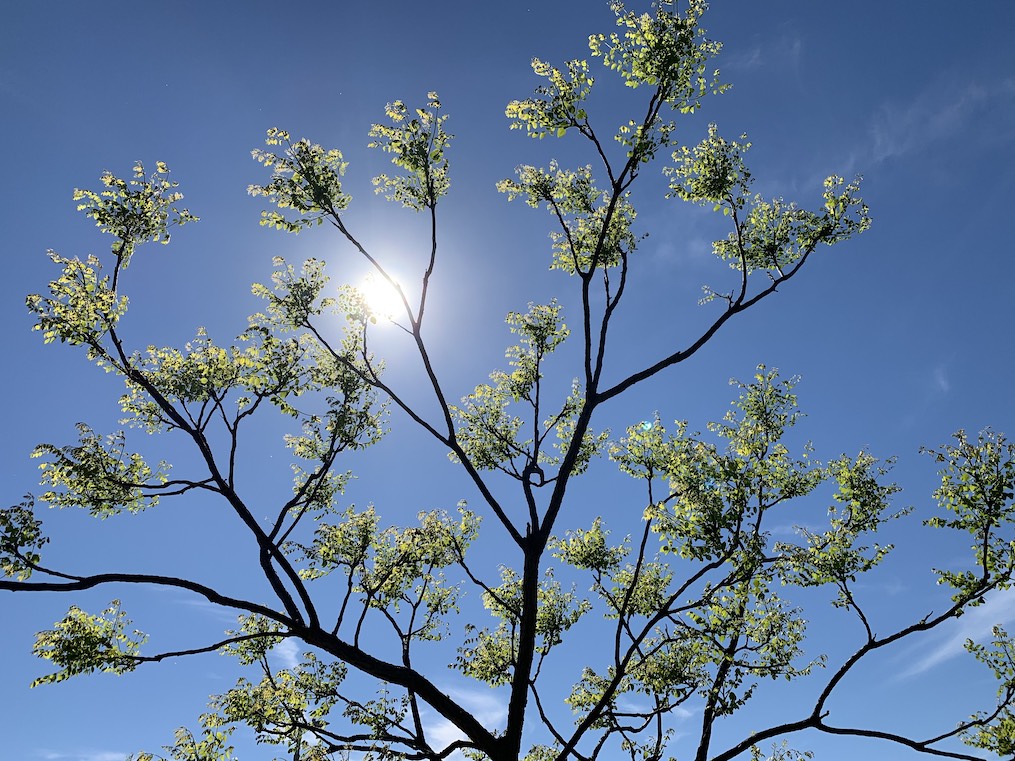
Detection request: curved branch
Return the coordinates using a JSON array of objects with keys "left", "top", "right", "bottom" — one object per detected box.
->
[
  {"left": 0, "top": 570, "right": 293, "bottom": 628},
  {"left": 597, "top": 241, "right": 820, "bottom": 405},
  {"left": 105, "top": 322, "right": 319, "bottom": 629},
  {"left": 297, "top": 625, "right": 501, "bottom": 757},
  {"left": 306, "top": 321, "right": 524, "bottom": 547},
  {"left": 814, "top": 721, "right": 988, "bottom": 761},
  {"left": 130, "top": 631, "right": 297, "bottom": 664}
]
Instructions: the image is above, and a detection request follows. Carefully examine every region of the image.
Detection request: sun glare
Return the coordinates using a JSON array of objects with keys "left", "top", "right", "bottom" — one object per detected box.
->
[{"left": 359, "top": 272, "right": 405, "bottom": 322}]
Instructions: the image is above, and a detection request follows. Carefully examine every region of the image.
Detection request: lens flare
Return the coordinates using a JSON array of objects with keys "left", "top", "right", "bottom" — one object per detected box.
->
[{"left": 359, "top": 272, "right": 404, "bottom": 322}]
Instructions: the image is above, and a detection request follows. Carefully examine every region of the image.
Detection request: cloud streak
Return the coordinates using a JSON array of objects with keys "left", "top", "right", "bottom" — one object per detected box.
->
[
  {"left": 38, "top": 751, "right": 127, "bottom": 761},
  {"left": 272, "top": 637, "right": 301, "bottom": 670},
  {"left": 868, "top": 77, "right": 1015, "bottom": 164},
  {"left": 423, "top": 686, "right": 508, "bottom": 758},
  {"left": 932, "top": 365, "right": 950, "bottom": 394},
  {"left": 723, "top": 29, "right": 802, "bottom": 75},
  {"left": 902, "top": 592, "right": 1015, "bottom": 677}
]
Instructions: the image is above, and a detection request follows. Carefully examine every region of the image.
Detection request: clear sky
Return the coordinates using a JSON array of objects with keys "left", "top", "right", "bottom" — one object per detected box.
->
[{"left": 2, "top": 2, "right": 1014, "bottom": 761}]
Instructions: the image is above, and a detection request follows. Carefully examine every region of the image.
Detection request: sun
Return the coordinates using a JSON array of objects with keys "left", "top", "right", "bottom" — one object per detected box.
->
[{"left": 359, "top": 272, "right": 405, "bottom": 322}]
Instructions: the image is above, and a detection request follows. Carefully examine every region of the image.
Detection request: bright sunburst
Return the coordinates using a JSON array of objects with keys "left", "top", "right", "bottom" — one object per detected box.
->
[{"left": 359, "top": 272, "right": 405, "bottom": 322}]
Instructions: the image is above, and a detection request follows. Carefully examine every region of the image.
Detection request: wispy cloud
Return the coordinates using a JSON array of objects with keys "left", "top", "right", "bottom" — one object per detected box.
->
[
  {"left": 650, "top": 234, "right": 712, "bottom": 265},
  {"left": 617, "top": 695, "right": 695, "bottom": 721},
  {"left": 868, "top": 77, "right": 1015, "bottom": 164},
  {"left": 272, "top": 637, "right": 301, "bottom": 670},
  {"left": 901, "top": 592, "right": 1015, "bottom": 677},
  {"left": 423, "top": 686, "right": 508, "bottom": 757},
  {"left": 898, "top": 360, "right": 954, "bottom": 432},
  {"left": 724, "top": 30, "right": 802, "bottom": 74},
  {"left": 37, "top": 751, "right": 127, "bottom": 761},
  {"left": 932, "top": 365, "right": 950, "bottom": 394},
  {"left": 174, "top": 596, "right": 241, "bottom": 623}
]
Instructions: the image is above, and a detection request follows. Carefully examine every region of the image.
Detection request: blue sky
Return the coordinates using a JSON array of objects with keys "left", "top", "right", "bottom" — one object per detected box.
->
[{"left": 2, "top": 2, "right": 1015, "bottom": 760}]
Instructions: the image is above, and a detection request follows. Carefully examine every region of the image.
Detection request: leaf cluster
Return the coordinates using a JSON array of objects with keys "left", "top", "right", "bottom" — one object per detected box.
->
[
  {"left": 26, "top": 253, "right": 128, "bottom": 351},
  {"left": 31, "top": 599, "right": 147, "bottom": 686},
  {"left": 15, "top": 4, "right": 1015, "bottom": 761},
  {"left": 32, "top": 424, "right": 168, "bottom": 516},
  {"left": 456, "top": 566, "right": 590, "bottom": 686},
  {"left": 0, "top": 495, "right": 47, "bottom": 580},
  {"left": 924, "top": 429, "right": 1015, "bottom": 602},
  {"left": 369, "top": 91, "right": 452, "bottom": 210},
  {"left": 72, "top": 161, "right": 197, "bottom": 264},
  {"left": 249, "top": 129, "right": 351, "bottom": 232}
]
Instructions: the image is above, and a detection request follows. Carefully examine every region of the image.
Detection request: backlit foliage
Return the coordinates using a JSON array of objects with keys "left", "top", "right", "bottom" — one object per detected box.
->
[{"left": 4, "top": 3, "right": 1012, "bottom": 761}]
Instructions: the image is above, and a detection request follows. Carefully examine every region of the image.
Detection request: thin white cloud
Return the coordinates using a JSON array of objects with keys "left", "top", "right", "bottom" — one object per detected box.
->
[
  {"left": 617, "top": 695, "right": 695, "bottom": 721},
  {"left": 650, "top": 234, "right": 712, "bottom": 265},
  {"left": 932, "top": 365, "right": 950, "bottom": 394},
  {"left": 898, "top": 359, "right": 956, "bottom": 431},
  {"left": 174, "top": 596, "right": 242, "bottom": 623},
  {"left": 868, "top": 77, "right": 1015, "bottom": 164},
  {"left": 37, "top": 751, "right": 127, "bottom": 761},
  {"left": 425, "top": 716, "right": 469, "bottom": 756},
  {"left": 902, "top": 592, "right": 1015, "bottom": 677},
  {"left": 272, "top": 637, "right": 301, "bottom": 670},
  {"left": 423, "top": 686, "right": 508, "bottom": 757},
  {"left": 724, "top": 30, "right": 802, "bottom": 74},
  {"left": 730, "top": 44, "right": 764, "bottom": 71}
]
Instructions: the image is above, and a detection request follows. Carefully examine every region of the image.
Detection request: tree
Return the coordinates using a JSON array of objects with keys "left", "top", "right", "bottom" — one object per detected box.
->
[{"left": 3, "top": 1, "right": 1014, "bottom": 760}]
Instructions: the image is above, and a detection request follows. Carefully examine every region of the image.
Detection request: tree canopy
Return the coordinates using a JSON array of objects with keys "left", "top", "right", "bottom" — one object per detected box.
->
[{"left": 3, "top": 2, "right": 1015, "bottom": 761}]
